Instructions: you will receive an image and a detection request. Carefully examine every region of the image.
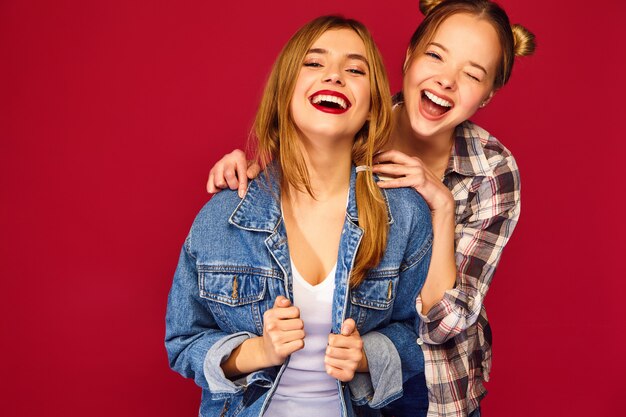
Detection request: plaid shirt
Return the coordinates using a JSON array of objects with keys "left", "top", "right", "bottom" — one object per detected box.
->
[{"left": 413, "top": 120, "right": 521, "bottom": 416}]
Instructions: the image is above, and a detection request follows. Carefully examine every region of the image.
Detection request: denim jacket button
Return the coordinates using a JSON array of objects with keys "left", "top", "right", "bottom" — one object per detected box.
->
[{"left": 416, "top": 337, "right": 423, "bottom": 345}]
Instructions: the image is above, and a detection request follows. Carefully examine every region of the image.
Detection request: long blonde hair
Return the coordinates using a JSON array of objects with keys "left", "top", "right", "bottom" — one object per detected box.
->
[
  {"left": 252, "top": 15, "right": 392, "bottom": 288},
  {"left": 409, "top": 0, "right": 536, "bottom": 89}
]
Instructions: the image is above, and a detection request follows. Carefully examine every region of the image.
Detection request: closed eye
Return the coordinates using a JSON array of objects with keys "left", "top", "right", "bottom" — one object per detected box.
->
[
  {"left": 466, "top": 73, "right": 480, "bottom": 81},
  {"left": 304, "top": 62, "right": 323, "bottom": 68},
  {"left": 426, "top": 51, "right": 442, "bottom": 60},
  {"left": 347, "top": 68, "right": 366, "bottom": 75}
]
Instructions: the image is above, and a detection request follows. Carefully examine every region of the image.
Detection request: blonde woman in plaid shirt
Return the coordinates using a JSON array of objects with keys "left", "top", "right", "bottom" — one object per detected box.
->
[{"left": 206, "top": 1, "right": 535, "bottom": 416}]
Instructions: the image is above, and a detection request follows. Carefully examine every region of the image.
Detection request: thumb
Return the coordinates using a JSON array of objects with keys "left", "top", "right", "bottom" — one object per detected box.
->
[
  {"left": 341, "top": 318, "right": 357, "bottom": 336},
  {"left": 274, "top": 296, "right": 291, "bottom": 308},
  {"left": 247, "top": 162, "right": 261, "bottom": 179}
]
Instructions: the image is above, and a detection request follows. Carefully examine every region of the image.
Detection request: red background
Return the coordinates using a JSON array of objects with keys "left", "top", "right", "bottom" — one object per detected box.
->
[{"left": 2, "top": 1, "right": 625, "bottom": 416}]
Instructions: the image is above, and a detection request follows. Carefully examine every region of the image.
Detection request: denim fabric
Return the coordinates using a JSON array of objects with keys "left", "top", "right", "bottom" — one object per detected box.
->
[
  {"left": 381, "top": 373, "right": 428, "bottom": 417},
  {"left": 165, "top": 166, "right": 433, "bottom": 417},
  {"left": 350, "top": 332, "right": 403, "bottom": 409}
]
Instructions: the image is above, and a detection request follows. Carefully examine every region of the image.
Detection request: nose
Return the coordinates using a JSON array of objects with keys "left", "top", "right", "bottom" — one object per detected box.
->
[
  {"left": 435, "top": 70, "right": 457, "bottom": 90},
  {"left": 323, "top": 66, "right": 345, "bottom": 86}
]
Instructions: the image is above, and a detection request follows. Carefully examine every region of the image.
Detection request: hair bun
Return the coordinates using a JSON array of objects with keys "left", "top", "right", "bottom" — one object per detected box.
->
[
  {"left": 419, "top": 0, "right": 444, "bottom": 15},
  {"left": 511, "top": 24, "right": 536, "bottom": 57}
]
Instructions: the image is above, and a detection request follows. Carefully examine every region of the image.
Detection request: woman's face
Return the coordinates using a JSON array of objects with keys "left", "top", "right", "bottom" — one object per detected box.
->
[
  {"left": 290, "top": 28, "right": 371, "bottom": 144},
  {"left": 402, "top": 13, "right": 500, "bottom": 140}
]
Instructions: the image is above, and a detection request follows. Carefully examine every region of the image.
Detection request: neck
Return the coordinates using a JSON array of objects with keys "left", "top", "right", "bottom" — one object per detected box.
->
[
  {"left": 286, "top": 133, "right": 352, "bottom": 202},
  {"left": 389, "top": 105, "right": 455, "bottom": 172}
]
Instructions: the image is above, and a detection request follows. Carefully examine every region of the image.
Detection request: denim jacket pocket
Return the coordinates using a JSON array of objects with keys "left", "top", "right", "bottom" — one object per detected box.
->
[
  {"left": 350, "top": 269, "right": 399, "bottom": 333},
  {"left": 198, "top": 266, "right": 268, "bottom": 335}
]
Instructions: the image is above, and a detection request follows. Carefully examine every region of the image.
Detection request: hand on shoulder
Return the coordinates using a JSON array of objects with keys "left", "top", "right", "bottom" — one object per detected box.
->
[
  {"left": 372, "top": 150, "right": 454, "bottom": 215},
  {"left": 207, "top": 149, "right": 261, "bottom": 198}
]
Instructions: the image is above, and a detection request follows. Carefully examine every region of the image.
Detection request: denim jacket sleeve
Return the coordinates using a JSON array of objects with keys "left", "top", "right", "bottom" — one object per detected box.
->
[
  {"left": 165, "top": 237, "right": 262, "bottom": 400},
  {"left": 349, "top": 200, "right": 433, "bottom": 408}
]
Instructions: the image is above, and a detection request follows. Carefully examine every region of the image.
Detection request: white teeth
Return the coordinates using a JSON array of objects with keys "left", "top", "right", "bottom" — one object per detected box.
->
[
  {"left": 311, "top": 94, "right": 348, "bottom": 109},
  {"left": 424, "top": 90, "right": 452, "bottom": 107}
]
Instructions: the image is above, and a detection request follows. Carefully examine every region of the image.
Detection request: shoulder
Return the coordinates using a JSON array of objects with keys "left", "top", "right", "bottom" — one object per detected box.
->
[
  {"left": 382, "top": 187, "right": 432, "bottom": 241},
  {"left": 380, "top": 187, "right": 433, "bottom": 271},
  {"left": 457, "top": 122, "right": 520, "bottom": 201},
  {"left": 382, "top": 186, "right": 430, "bottom": 219},
  {"left": 189, "top": 188, "right": 242, "bottom": 234},
  {"left": 461, "top": 122, "right": 521, "bottom": 210},
  {"left": 462, "top": 121, "right": 518, "bottom": 176}
]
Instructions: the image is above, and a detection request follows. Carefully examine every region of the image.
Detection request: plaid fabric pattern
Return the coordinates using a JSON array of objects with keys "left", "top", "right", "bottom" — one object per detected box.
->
[{"left": 413, "top": 120, "right": 521, "bottom": 416}]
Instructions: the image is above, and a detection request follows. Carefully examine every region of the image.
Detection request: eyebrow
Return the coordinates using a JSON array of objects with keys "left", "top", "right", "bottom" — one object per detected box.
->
[
  {"left": 307, "top": 48, "right": 369, "bottom": 66},
  {"left": 428, "top": 42, "right": 488, "bottom": 75}
]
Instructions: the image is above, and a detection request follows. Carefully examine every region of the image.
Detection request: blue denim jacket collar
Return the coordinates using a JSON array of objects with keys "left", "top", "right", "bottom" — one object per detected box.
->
[{"left": 228, "top": 165, "right": 394, "bottom": 232}]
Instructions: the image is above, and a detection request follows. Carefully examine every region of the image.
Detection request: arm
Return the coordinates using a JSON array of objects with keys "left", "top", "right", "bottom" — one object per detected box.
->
[
  {"left": 373, "top": 149, "right": 521, "bottom": 344},
  {"left": 416, "top": 155, "right": 520, "bottom": 344},
  {"left": 221, "top": 296, "right": 305, "bottom": 378},
  {"left": 165, "top": 238, "right": 304, "bottom": 393},
  {"left": 417, "top": 202, "right": 457, "bottom": 313},
  {"left": 165, "top": 239, "right": 255, "bottom": 394}
]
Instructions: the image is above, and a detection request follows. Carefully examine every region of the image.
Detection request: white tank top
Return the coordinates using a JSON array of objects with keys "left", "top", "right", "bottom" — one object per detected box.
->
[{"left": 263, "top": 261, "right": 341, "bottom": 417}]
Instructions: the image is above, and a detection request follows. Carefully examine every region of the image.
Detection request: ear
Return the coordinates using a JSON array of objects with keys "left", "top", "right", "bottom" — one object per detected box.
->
[{"left": 480, "top": 90, "right": 496, "bottom": 108}]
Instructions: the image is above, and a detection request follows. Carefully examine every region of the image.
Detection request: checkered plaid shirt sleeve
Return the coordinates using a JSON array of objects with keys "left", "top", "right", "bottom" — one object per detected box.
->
[{"left": 416, "top": 152, "right": 520, "bottom": 343}]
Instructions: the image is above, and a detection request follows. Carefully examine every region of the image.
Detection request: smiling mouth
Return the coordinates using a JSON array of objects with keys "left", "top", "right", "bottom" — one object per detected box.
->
[
  {"left": 421, "top": 90, "right": 453, "bottom": 117},
  {"left": 309, "top": 90, "right": 352, "bottom": 114}
]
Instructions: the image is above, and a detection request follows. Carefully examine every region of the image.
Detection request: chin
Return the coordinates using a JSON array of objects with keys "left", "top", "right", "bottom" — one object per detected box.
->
[{"left": 409, "top": 117, "right": 439, "bottom": 138}]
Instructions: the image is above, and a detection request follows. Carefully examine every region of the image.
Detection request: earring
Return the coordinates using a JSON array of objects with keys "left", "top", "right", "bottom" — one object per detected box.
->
[{"left": 479, "top": 102, "right": 487, "bottom": 108}]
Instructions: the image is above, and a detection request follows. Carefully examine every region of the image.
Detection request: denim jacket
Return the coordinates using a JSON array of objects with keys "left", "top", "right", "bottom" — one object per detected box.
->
[{"left": 165, "top": 166, "right": 433, "bottom": 417}]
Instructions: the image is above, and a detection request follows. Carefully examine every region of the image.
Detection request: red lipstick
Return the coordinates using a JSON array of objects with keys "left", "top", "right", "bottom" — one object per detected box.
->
[{"left": 308, "top": 90, "right": 352, "bottom": 114}]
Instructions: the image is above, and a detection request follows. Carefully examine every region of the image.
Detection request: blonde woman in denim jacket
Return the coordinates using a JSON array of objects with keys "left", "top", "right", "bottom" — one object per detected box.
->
[
  {"left": 205, "top": 2, "right": 536, "bottom": 416},
  {"left": 165, "top": 16, "right": 433, "bottom": 417}
]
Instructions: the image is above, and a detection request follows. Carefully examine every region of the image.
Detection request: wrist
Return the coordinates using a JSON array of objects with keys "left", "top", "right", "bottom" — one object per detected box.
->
[
  {"left": 432, "top": 196, "right": 454, "bottom": 213},
  {"left": 251, "top": 336, "right": 274, "bottom": 368},
  {"left": 239, "top": 336, "right": 272, "bottom": 371},
  {"left": 431, "top": 206, "right": 455, "bottom": 229},
  {"left": 356, "top": 348, "right": 369, "bottom": 373}
]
